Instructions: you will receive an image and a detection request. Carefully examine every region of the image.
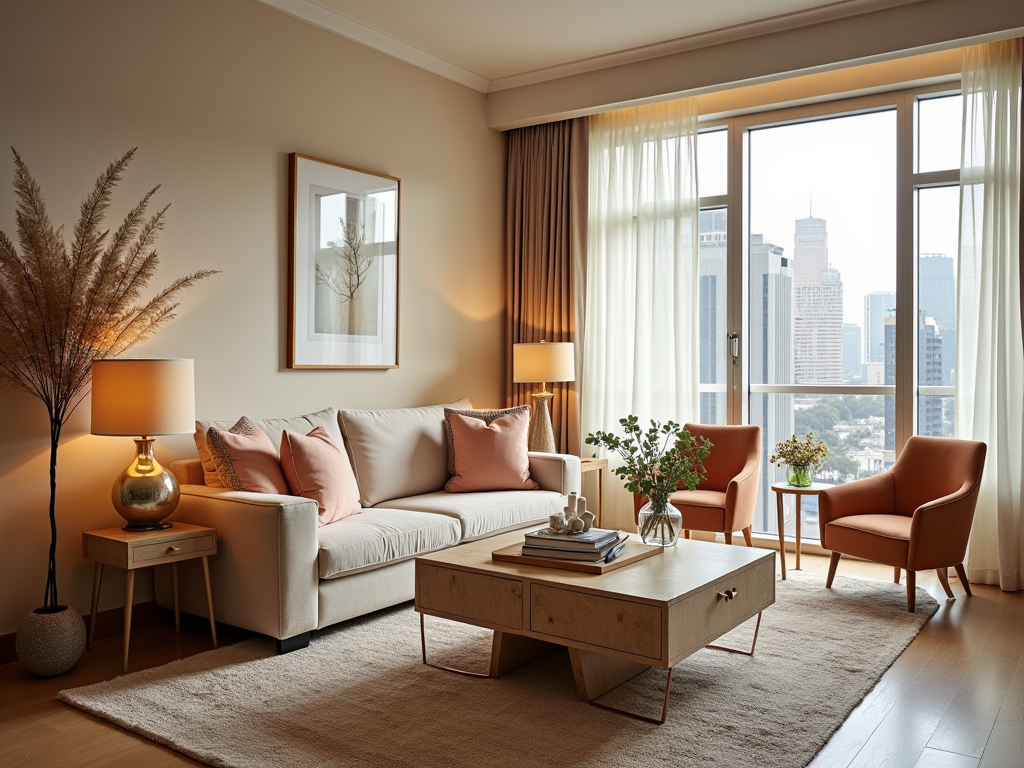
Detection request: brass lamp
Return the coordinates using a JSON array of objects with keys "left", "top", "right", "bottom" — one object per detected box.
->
[
  {"left": 512, "top": 341, "right": 575, "bottom": 453},
  {"left": 91, "top": 359, "right": 196, "bottom": 531}
]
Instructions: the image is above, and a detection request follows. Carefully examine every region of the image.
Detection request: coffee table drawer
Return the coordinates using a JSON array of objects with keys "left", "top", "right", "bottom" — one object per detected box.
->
[
  {"left": 530, "top": 584, "right": 663, "bottom": 660},
  {"left": 668, "top": 556, "right": 775, "bottom": 659},
  {"left": 416, "top": 563, "right": 523, "bottom": 629}
]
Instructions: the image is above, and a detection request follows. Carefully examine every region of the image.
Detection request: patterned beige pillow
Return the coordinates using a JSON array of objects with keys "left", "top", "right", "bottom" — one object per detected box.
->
[
  {"left": 206, "top": 416, "right": 290, "bottom": 494},
  {"left": 443, "top": 406, "right": 531, "bottom": 475}
]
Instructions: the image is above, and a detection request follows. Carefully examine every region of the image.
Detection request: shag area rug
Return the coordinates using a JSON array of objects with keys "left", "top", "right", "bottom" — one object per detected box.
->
[{"left": 60, "top": 572, "right": 938, "bottom": 768}]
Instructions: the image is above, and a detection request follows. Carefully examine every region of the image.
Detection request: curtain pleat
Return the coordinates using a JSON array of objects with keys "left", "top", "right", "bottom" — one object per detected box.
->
[
  {"left": 957, "top": 38, "right": 1024, "bottom": 591},
  {"left": 505, "top": 118, "right": 589, "bottom": 455}
]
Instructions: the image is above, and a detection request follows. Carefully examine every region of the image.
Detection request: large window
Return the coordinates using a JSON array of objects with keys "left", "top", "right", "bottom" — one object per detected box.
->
[{"left": 695, "top": 85, "right": 962, "bottom": 542}]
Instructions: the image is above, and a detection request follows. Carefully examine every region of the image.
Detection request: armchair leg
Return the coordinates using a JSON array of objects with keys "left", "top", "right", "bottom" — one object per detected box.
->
[
  {"left": 936, "top": 568, "right": 955, "bottom": 599},
  {"left": 953, "top": 563, "right": 972, "bottom": 596},
  {"left": 906, "top": 571, "right": 916, "bottom": 612},
  {"left": 742, "top": 527, "right": 753, "bottom": 547},
  {"left": 724, "top": 532, "right": 732, "bottom": 545},
  {"left": 826, "top": 552, "right": 841, "bottom": 588},
  {"left": 684, "top": 530, "right": 691, "bottom": 540},
  {"left": 894, "top": 567, "right": 901, "bottom": 584}
]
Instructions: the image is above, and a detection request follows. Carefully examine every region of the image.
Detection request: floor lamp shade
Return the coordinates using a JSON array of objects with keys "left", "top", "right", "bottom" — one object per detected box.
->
[
  {"left": 512, "top": 341, "right": 574, "bottom": 453},
  {"left": 91, "top": 359, "right": 196, "bottom": 531}
]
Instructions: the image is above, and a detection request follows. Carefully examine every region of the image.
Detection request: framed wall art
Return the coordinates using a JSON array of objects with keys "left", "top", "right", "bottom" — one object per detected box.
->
[{"left": 288, "top": 153, "right": 400, "bottom": 368}]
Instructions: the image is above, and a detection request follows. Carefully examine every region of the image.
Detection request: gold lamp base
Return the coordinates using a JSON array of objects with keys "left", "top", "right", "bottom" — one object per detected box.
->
[{"left": 112, "top": 438, "right": 179, "bottom": 532}]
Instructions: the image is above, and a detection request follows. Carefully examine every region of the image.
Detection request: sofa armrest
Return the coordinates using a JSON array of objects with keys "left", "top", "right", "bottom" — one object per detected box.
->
[
  {"left": 528, "top": 452, "right": 581, "bottom": 496},
  {"left": 171, "top": 459, "right": 204, "bottom": 485},
  {"left": 162, "top": 485, "right": 320, "bottom": 641}
]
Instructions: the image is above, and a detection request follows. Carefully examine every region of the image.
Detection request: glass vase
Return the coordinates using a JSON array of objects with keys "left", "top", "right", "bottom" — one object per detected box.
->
[
  {"left": 637, "top": 498, "right": 682, "bottom": 547},
  {"left": 787, "top": 464, "right": 813, "bottom": 487}
]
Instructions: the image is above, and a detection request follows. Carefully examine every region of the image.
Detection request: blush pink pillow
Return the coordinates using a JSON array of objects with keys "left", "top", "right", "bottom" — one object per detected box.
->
[
  {"left": 280, "top": 427, "right": 361, "bottom": 526},
  {"left": 206, "top": 417, "right": 290, "bottom": 494},
  {"left": 445, "top": 409, "right": 539, "bottom": 493}
]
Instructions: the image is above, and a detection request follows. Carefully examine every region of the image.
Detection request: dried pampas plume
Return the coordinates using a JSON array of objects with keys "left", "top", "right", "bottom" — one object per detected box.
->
[{"left": 0, "top": 147, "right": 216, "bottom": 609}]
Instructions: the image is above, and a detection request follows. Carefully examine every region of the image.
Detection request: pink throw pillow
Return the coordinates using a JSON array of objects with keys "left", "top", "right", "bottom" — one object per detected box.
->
[
  {"left": 445, "top": 409, "right": 538, "bottom": 493},
  {"left": 280, "top": 427, "right": 362, "bottom": 526},
  {"left": 206, "top": 417, "right": 290, "bottom": 494}
]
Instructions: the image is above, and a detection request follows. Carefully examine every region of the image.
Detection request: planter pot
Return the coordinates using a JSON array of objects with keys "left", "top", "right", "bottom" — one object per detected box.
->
[
  {"left": 637, "top": 499, "right": 683, "bottom": 547},
  {"left": 787, "top": 464, "right": 814, "bottom": 487},
  {"left": 16, "top": 605, "right": 87, "bottom": 677}
]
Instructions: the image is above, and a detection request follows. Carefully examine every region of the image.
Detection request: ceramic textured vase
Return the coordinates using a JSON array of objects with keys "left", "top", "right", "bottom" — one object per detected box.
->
[
  {"left": 787, "top": 464, "right": 813, "bottom": 487},
  {"left": 637, "top": 498, "right": 683, "bottom": 547},
  {"left": 16, "top": 605, "right": 87, "bottom": 677}
]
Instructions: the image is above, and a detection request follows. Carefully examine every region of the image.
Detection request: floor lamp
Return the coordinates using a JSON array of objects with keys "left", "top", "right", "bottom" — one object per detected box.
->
[{"left": 513, "top": 341, "right": 575, "bottom": 453}]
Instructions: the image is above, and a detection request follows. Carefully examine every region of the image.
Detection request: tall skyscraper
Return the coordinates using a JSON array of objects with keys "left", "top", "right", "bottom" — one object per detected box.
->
[
  {"left": 793, "top": 216, "right": 843, "bottom": 384},
  {"left": 842, "top": 322, "right": 862, "bottom": 381},
  {"left": 748, "top": 233, "right": 793, "bottom": 531},
  {"left": 698, "top": 210, "right": 728, "bottom": 424},
  {"left": 918, "top": 253, "right": 956, "bottom": 385},
  {"left": 864, "top": 291, "right": 896, "bottom": 364},
  {"left": 918, "top": 314, "right": 944, "bottom": 436}
]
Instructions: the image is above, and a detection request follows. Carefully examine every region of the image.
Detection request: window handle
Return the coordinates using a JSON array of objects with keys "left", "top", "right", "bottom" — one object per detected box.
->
[{"left": 728, "top": 333, "right": 739, "bottom": 364}]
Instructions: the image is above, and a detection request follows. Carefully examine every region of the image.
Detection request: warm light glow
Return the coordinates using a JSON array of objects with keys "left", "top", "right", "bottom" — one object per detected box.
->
[
  {"left": 90, "top": 359, "right": 196, "bottom": 436},
  {"left": 513, "top": 342, "right": 575, "bottom": 384}
]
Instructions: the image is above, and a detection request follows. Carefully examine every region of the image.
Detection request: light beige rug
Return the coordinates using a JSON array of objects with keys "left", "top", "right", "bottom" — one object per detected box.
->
[{"left": 60, "top": 572, "right": 938, "bottom": 768}]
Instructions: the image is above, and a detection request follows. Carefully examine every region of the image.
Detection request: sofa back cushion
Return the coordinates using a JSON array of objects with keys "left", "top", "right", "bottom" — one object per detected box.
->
[
  {"left": 194, "top": 408, "right": 341, "bottom": 487},
  {"left": 339, "top": 399, "right": 471, "bottom": 506}
]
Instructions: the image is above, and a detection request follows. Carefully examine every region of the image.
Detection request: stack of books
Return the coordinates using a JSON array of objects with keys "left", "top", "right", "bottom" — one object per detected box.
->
[{"left": 522, "top": 527, "right": 628, "bottom": 563}]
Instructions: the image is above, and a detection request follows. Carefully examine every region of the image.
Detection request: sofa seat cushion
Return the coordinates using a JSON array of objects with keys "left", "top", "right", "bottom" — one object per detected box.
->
[
  {"left": 379, "top": 490, "right": 563, "bottom": 541},
  {"left": 317, "top": 509, "right": 461, "bottom": 579}
]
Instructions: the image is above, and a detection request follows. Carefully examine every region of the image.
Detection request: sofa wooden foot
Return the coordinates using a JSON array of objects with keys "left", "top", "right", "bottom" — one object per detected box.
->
[{"left": 276, "top": 632, "right": 311, "bottom": 654}]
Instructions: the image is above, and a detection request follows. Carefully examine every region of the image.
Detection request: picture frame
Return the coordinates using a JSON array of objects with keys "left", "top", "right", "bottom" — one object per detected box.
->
[{"left": 288, "top": 153, "right": 400, "bottom": 369}]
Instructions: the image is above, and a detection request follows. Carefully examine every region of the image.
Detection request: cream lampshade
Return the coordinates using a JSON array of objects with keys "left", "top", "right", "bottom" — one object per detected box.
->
[
  {"left": 91, "top": 359, "right": 196, "bottom": 531},
  {"left": 513, "top": 341, "right": 575, "bottom": 453}
]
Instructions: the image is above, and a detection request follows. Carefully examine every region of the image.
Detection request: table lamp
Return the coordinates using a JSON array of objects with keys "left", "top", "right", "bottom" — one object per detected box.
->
[
  {"left": 512, "top": 340, "right": 575, "bottom": 453},
  {"left": 91, "top": 359, "right": 196, "bottom": 531}
]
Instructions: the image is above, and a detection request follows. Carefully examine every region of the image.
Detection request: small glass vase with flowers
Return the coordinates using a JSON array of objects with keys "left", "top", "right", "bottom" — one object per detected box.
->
[
  {"left": 586, "top": 417, "right": 712, "bottom": 547},
  {"left": 769, "top": 432, "right": 828, "bottom": 488}
]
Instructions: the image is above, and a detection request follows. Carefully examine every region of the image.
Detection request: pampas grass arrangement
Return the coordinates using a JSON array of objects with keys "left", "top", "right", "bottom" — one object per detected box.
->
[{"left": 0, "top": 147, "right": 216, "bottom": 612}]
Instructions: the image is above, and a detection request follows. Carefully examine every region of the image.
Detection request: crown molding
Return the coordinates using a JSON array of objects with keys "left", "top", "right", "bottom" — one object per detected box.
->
[
  {"left": 488, "top": 0, "right": 927, "bottom": 92},
  {"left": 252, "top": 0, "right": 490, "bottom": 92},
  {"left": 253, "top": 0, "right": 928, "bottom": 95}
]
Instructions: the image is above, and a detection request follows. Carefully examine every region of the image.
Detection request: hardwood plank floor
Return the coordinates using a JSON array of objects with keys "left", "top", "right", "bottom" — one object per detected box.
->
[{"left": 1, "top": 554, "right": 1020, "bottom": 767}]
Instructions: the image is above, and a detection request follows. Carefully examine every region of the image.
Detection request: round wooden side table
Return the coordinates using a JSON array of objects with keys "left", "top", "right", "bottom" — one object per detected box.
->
[{"left": 771, "top": 481, "right": 831, "bottom": 580}]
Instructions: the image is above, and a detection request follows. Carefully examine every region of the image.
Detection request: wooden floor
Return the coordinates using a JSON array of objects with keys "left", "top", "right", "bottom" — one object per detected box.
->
[{"left": 1, "top": 554, "right": 1021, "bottom": 768}]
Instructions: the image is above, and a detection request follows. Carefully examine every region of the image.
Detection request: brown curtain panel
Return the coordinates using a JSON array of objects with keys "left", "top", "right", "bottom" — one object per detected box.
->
[{"left": 505, "top": 117, "right": 589, "bottom": 455}]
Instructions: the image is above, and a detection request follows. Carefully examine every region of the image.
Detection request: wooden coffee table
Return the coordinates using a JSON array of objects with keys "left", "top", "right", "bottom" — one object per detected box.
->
[{"left": 415, "top": 530, "right": 775, "bottom": 723}]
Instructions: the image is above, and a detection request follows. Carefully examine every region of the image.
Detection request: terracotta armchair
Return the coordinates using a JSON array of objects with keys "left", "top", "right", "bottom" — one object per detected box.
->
[
  {"left": 818, "top": 435, "right": 986, "bottom": 612},
  {"left": 634, "top": 424, "right": 761, "bottom": 546}
]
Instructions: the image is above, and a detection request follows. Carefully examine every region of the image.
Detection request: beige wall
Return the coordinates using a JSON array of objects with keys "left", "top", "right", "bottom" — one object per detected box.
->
[{"left": 0, "top": 0, "right": 506, "bottom": 635}]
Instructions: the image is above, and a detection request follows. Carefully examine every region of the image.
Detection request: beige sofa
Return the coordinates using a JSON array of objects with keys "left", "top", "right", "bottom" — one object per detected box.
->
[{"left": 161, "top": 401, "right": 580, "bottom": 653}]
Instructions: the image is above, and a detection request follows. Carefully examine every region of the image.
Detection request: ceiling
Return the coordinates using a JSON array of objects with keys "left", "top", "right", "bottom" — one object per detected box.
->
[{"left": 254, "top": 0, "right": 921, "bottom": 92}]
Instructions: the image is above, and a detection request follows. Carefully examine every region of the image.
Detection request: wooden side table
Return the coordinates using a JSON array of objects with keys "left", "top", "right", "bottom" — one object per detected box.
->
[
  {"left": 83, "top": 523, "right": 218, "bottom": 673},
  {"left": 580, "top": 457, "right": 609, "bottom": 527},
  {"left": 770, "top": 482, "right": 831, "bottom": 580}
]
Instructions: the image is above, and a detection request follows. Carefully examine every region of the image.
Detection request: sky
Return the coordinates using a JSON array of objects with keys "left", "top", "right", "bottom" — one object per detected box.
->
[{"left": 699, "top": 94, "right": 962, "bottom": 326}]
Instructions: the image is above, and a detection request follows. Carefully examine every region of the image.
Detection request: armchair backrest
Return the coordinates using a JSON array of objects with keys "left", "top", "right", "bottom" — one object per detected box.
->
[
  {"left": 683, "top": 423, "right": 761, "bottom": 492},
  {"left": 891, "top": 435, "right": 987, "bottom": 516}
]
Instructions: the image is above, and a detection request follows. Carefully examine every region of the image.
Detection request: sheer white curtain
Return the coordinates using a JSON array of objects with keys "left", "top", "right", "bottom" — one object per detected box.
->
[
  {"left": 582, "top": 99, "right": 699, "bottom": 527},
  {"left": 958, "top": 39, "right": 1024, "bottom": 591}
]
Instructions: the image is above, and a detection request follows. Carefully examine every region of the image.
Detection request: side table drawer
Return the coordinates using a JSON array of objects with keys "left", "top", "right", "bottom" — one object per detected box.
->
[
  {"left": 530, "top": 584, "right": 663, "bottom": 660},
  {"left": 416, "top": 563, "right": 523, "bottom": 630},
  {"left": 131, "top": 531, "right": 216, "bottom": 566},
  {"left": 668, "top": 556, "right": 775, "bottom": 660}
]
